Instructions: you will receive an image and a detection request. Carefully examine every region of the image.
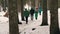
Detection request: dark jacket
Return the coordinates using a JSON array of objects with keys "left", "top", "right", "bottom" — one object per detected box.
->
[
  {"left": 30, "top": 8, "right": 35, "bottom": 15},
  {"left": 24, "top": 10, "right": 29, "bottom": 17}
]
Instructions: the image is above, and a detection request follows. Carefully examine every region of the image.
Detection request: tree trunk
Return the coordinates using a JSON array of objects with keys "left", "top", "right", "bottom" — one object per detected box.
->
[
  {"left": 58, "top": 0, "right": 60, "bottom": 8},
  {"left": 21, "top": 0, "right": 25, "bottom": 21},
  {"left": 0, "top": 4, "right": 1, "bottom": 12},
  {"left": 8, "top": 0, "right": 19, "bottom": 34},
  {"left": 47, "top": 0, "right": 50, "bottom": 10},
  {"left": 4, "top": 0, "right": 21, "bottom": 17},
  {"left": 50, "top": 0, "right": 60, "bottom": 34},
  {"left": 2, "top": 0, "right": 7, "bottom": 12},
  {"left": 17, "top": 0, "right": 21, "bottom": 12},
  {"left": 0, "top": 5, "right": 1, "bottom": 12},
  {"left": 31, "top": 0, "right": 35, "bottom": 8},
  {"left": 41, "top": 0, "right": 48, "bottom": 26}
]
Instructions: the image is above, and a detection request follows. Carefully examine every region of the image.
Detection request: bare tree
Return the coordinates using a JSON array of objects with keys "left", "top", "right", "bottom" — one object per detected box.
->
[
  {"left": 40, "top": 0, "right": 48, "bottom": 26},
  {"left": 31, "top": 0, "right": 35, "bottom": 8},
  {"left": 8, "top": 0, "right": 19, "bottom": 34},
  {"left": 20, "top": 0, "right": 25, "bottom": 21},
  {"left": 58, "top": 0, "right": 60, "bottom": 8},
  {"left": 17, "top": 0, "right": 21, "bottom": 12},
  {"left": 50, "top": 0, "right": 60, "bottom": 34}
]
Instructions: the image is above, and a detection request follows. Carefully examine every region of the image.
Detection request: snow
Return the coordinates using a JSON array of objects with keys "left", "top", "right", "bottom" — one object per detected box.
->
[{"left": 0, "top": 8, "right": 60, "bottom": 34}]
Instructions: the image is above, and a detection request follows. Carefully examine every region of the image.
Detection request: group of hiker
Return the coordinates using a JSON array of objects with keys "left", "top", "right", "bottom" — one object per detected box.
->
[{"left": 23, "top": 6, "right": 42, "bottom": 24}]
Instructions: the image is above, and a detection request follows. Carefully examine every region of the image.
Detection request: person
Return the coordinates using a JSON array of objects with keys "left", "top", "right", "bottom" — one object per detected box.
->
[
  {"left": 24, "top": 9, "right": 29, "bottom": 24},
  {"left": 38, "top": 6, "right": 42, "bottom": 15},
  {"left": 35, "top": 8, "right": 38, "bottom": 20},
  {"left": 30, "top": 8, "right": 35, "bottom": 20}
]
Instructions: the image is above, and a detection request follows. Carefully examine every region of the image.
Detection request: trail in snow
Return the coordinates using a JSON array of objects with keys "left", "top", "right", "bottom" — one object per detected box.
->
[{"left": 0, "top": 8, "right": 60, "bottom": 34}]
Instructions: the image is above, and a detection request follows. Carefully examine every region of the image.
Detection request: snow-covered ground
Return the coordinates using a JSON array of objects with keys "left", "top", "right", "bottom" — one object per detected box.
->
[{"left": 0, "top": 7, "right": 60, "bottom": 34}]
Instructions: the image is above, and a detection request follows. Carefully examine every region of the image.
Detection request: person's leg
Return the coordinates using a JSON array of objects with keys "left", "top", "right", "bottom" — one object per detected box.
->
[
  {"left": 35, "top": 16, "right": 37, "bottom": 20},
  {"left": 25, "top": 17, "right": 27, "bottom": 22},
  {"left": 35, "top": 13, "right": 38, "bottom": 20},
  {"left": 31, "top": 15, "right": 33, "bottom": 20},
  {"left": 27, "top": 17, "right": 28, "bottom": 23},
  {"left": 39, "top": 11, "right": 41, "bottom": 15},
  {"left": 26, "top": 17, "right": 28, "bottom": 24}
]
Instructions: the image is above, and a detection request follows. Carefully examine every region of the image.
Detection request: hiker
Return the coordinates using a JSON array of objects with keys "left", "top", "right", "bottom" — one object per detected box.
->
[
  {"left": 24, "top": 9, "right": 29, "bottom": 24},
  {"left": 38, "top": 6, "right": 42, "bottom": 15},
  {"left": 35, "top": 8, "right": 38, "bottom": 20},
  {"left": 30, "top": 8, "right": 35, "bottom": 20}
]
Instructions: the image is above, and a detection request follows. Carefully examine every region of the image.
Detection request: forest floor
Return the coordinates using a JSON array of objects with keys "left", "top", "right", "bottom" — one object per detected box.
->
[{"left": 0, "top": 8, "right": 60, "bottom": 34}]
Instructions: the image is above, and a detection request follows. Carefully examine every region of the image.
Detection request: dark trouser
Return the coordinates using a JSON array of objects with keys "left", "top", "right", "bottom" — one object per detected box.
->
[
  {"left": 31, "top": 14, "right": 33, "bottom": 20},
  {"left": 36, "top": 17, "right": 37, "bottom": 20},
  {"left": 26, "top": 16, "right": 28, "bottom": 24},
  {"left": 39, "top": 11, "right": 41, "bottom": 15}
]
